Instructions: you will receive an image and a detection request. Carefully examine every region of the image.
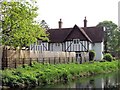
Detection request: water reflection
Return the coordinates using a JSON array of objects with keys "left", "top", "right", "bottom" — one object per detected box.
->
[
  {"left": 75, "top": 71, "right": 119, "bottom": 89},
  {"left": 32, "top": 70, "right": 120, "bottom": 89}
]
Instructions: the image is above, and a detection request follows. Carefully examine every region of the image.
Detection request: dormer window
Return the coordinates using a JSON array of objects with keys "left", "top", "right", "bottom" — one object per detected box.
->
[{"left": 73, "top": 39, "right": 80, "bottom": 44}]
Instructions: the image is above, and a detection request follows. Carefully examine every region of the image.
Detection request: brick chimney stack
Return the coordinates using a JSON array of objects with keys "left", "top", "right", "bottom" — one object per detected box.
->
[
  {"left": 58, "top": 19, "right": 62, "bottom": 29},
  {"left": 84, "top": 17, "right": 87, "bottom": 27}
]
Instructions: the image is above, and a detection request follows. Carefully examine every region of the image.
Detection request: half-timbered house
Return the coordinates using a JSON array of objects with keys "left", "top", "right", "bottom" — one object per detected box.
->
[{"left": 30, "top": 18, "right": 104, "bottom": 60}]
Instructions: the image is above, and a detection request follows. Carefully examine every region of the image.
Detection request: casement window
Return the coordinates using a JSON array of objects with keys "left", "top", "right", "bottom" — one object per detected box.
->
[{"left": 73, "top": 39, "right": 80, "bottom": 44}]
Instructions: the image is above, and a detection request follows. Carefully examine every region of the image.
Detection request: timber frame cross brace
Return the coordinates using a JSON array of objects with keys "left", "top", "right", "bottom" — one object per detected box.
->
[{"left": 65, "top": 41, "right": 88, "bottom": 52}]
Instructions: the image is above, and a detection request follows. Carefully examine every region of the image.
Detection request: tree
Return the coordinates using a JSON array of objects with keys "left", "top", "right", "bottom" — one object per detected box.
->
[
  {"left": 40, "top": 20, "right": 49, "bottom": 30},
  {"left": 1, "top": 0, "right": 48, "bottom": 49},
  {"left": 96, "top": 21, "right": 117, "bottom": 53},
  {"left": 1, "top": 0, "right": 48, "bottom": 59},
  {"left": 114, "top": 27, "right": 120, "bottom": 52}
]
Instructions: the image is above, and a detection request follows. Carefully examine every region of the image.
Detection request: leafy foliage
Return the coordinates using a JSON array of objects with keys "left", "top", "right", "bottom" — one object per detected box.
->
[
  {"left": 103, "top": 53, "right": 113, "bottom": 62},
  {"left": 1, "top": 0, "right": 48, "bottom": 49},
  {"left": 114, "top": 27, "right": 120, "bottom": 52},
  {"left": 1, "top": 60, "right": 118, "bottom": 88},
  {"left": 96, "top": 21, "right": 117, "bottom": 52},
  {"left": 89, "top": 50, "right": 96, "bottom": 61}
]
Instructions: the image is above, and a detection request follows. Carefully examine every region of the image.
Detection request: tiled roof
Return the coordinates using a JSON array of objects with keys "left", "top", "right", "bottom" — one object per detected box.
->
[
  {"left": 47, "top": 25, "right": 104, "bottom": 43},
  {"left": 82, "top": 27, "right": 104, "bottom": 43},
  {"left": 79, "top": 27, "right": 92, "bottom": 42},
  {"left": 65, "top": 25, "right": 92, "bottom": 42},
  {"left": 47, "top": 28, "right": 72, "bottom": 43}
]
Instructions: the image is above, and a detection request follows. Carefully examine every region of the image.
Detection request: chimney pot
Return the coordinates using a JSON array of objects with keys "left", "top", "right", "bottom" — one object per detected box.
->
[
  {"left": 84, "top": 16, "right": 87, "bottom": 27},
  {"left": 58, "top": 19, "right": 62, "bottom": 29}
]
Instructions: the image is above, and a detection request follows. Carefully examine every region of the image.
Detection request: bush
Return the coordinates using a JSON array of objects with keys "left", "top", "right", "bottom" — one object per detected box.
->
[
  {"left": 103, "top": 53, "right": 113, "bottom": 62},
  {"left": 89, "top": 50, "right": 96, "bottom": 61}
]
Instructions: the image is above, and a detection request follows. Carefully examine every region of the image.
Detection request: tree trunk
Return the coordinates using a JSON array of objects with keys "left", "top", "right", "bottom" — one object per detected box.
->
[{"left": 18, "top": 49, "right": 21, "bottom": 60}]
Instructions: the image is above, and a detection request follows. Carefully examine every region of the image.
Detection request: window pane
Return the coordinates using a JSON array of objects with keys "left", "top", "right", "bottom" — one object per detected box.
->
[{"left": 73, "top": 39, "right": 79, "bottom": 44}]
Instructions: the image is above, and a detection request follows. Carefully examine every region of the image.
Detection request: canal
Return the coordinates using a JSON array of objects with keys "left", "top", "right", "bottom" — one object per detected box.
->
[{"left": 31, "top": 70, "right": 120, "bottom": 89}]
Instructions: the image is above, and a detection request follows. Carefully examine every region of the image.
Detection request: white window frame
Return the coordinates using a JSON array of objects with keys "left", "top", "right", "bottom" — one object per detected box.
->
[{"left": 73, "top": 39, "right": 80, "bottom": 44}]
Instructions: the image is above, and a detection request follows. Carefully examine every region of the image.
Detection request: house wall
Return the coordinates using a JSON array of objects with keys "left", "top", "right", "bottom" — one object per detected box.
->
[
  {"left": 30, "top": 42, "right": 48, "bottom": 52},
  {"left": 65, "top": 41, "right": 89, "bottom": 52},
  {"left": 49, "top": 43, "right": 63, "bottom": 51},
  {"left": 31, "top": 40, "right": 89, "bottom": 52},
  {"left": 89, "top": 42, "right": 92, "bottom": 50},
  {"left": 92, "top": 42, "right": 104, "bottom": 60},
  {"left": 30, "top": 41, "right": 104, "bottom": 61},
  {"left": 48, "top": 40, "right": 89, "bottom": 52}
]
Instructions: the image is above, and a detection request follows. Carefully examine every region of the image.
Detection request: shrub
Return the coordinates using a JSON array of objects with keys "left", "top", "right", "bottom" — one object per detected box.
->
[
  {"left": 103, "top": 53, "right": 113, "bottom": 62},
  {"left": 89, "top": 50, "right": 96, "bottom": 61}
]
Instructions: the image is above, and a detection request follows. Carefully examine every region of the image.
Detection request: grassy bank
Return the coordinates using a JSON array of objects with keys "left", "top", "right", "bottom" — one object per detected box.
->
[{"left": 1, "top": 60, "right": 119, "bottom": 88}]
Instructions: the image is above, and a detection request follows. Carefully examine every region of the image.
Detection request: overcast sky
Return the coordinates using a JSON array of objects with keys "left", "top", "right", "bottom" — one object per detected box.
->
[{"left": 36, "top": 0, "right": 119, "bottom": 28}]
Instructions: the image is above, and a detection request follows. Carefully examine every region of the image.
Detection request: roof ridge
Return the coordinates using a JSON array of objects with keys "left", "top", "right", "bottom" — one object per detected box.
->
[
  {"left": 63, "top": 25, "right": 92, "bottom": 42},
  {"left": 79, "top": 28, "right": 92, "bottom": 42}
]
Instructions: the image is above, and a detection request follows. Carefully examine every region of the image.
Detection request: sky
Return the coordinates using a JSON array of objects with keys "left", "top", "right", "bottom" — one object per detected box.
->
[{"left": 36, "top": 0, "right": 119, "bottom": 28}]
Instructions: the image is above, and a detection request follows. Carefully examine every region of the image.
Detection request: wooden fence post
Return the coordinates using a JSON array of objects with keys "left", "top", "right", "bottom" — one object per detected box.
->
[
  {"left": 72, "top": 57, "right": 73, "bottom": 63},
  {"left": 30, "top": 58, "right": 32, "bottom": 66},
  {"left": 15, "top": 58, "right": 16, "bottom": 68},
  {"left": 37, "top": 58, "right": 39, "bottom": 62},
  {"left": 6, "top": 47, "right": 8, "bottom": 69},
  {"left": 76, "top": 57, "right": 77, "bottom": 63},
  {"left": 22, "top": 58, "right": 25, "bottom": 67},
  {"left": 59, "top": 57, "right": 60, "bottom": 64},
  {"left": 64, "top": 58, "right": 65, "bottom": 64},
  {"left": 49, "top": 58, "right": 50, "bottom": 64},
  {"left": 80, "top": 57, "right": 82, "bottom": 64},
  {"left": 6, "top": 57, "right": 8, "bottom": 69},
  {"left": 67, "top": 57, "right": 69, "bottom": 63},
  {"left": 54, "top": 57, "right": 55, "bottom": 64},
  {"left": 43, "top": 58, "right": 44, "bottom": 64}
]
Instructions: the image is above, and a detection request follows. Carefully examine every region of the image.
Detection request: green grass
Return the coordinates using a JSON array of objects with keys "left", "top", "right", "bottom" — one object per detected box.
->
[{"left": 1, "top": 60, "right": 119, "bottom": 88}]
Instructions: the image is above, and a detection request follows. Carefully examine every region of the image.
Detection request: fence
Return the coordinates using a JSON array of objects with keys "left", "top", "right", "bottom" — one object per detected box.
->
[
  {"left": 1, "top": 47, "right": 89, "bottom": 69},
  {"left": 2, "top": 57, "right": 82, "bottom": 69}
]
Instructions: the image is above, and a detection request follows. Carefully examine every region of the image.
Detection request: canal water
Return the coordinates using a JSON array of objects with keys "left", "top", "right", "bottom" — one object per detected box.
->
[{"left": 31, "top": 70, "right": 120, "bottom": 89}]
